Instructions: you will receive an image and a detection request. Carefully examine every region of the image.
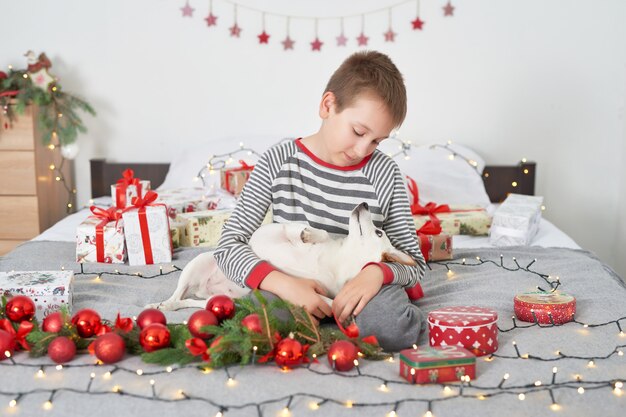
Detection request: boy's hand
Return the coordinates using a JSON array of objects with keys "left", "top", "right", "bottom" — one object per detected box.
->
[
  {"left": 260, "top": 272, "right": 332, "bottom": 320},
  {"left": 332, "top": 265, "right": 384, "bottom": 324}
]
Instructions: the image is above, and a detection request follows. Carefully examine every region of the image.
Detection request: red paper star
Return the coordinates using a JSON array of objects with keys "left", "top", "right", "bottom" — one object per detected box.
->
[
  {"left": 411, "top": 17, "right": 425, "bottom": 30},
  {"left": 336, "top": 33, "right": 348, "bottom": 47},
  {"left": 310, "top": 37, "right": 323, "bottom": 51},
  {"left": 180, "top": 1, "right": 194, "bottom": 17},
  {"left": 229, "top": 23, "right": 242, "bottom": 37},
  {"left": 384, "top": 29, "right": 396, "bottom": 42},
  {"left": 443, "top": 2, "right": 455, "bottom": 16},
  {"left": 356, "top": 32, "right": 369, "bottom": 47},
  {"left": 205, "top": 13, "right": 218, "bottom": 27},
  {"left": 258, "top": 31, "right": 270, "bottom": 44},
  {"left": 282, "top": 36, "right": 295, "bottom": 50}
]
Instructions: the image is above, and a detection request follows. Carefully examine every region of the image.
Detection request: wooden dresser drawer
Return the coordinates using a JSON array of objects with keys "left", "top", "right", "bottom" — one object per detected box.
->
[
  {"left": 0, "top": 239, "right": 25, "bottom": 256},
  {"left": 0, "top": 151, "right": 37, "bottom": 194},
  {"left": 0, "top": 107, "right": 35, "bottom": 151},
  {"left": 0, "top": 196, "right": 40, "bottom": 239}
]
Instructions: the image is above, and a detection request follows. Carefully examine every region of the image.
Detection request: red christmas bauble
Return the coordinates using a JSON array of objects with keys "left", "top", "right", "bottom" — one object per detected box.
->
[
  {"left": 327, "top": 340, "right": 358, "bottom": 372},
  {"left": 42, "top": 312, "right": 64, "bottom": 333},
  {"left": 136, "top": 308, "right": 167, "bottom": 330},
  {"left": 241, "top": 313, "right": 263, "bottom": 334},
  {"left": 47, "top": 336, "right": 76, "bottom": 364},
  {"left": 6, "top": 295, "right": 36, "bottom": 322},
  {"left": 71, "top": 309, "right": 102, "bottom": 338},
  {"left": 94, "top": 332, "right": 126, "bottom": 364},
  {"left": 0, "top": 71, "right": 7, "bottom": 80},
  {"left": 187, "top": 310, "right": 218, "bottom": 339},
  {"left": 206, "top": 295, "right": 235, "bottom": 323},
  {"left": 275, "top": 338, "right": 304, "bottom": 369},
  {"left": 0, "top": 329, "right": 16, "bottom": 360},
  {"left": 139, "top": 323, "right": 171, "bottom": 352}
]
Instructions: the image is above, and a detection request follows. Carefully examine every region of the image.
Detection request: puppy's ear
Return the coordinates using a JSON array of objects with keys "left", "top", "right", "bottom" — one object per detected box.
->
[{"left": 381, "top": 250, "right": 417, "bottom": 266}]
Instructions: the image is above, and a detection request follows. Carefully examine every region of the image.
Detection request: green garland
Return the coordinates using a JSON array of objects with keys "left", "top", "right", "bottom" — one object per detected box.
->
[{"left": 0, "top": 66, "right": 95, "bottom": 146}]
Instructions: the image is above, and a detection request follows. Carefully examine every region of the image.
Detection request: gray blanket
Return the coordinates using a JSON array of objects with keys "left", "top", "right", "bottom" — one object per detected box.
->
[{"left": 1, "top": 242, "right": 625, "bottom": 417}]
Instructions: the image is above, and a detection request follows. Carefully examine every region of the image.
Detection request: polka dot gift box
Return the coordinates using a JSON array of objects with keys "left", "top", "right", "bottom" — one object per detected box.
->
[{"left": 428, "top": 306, "right": 499, "bottom": 356}]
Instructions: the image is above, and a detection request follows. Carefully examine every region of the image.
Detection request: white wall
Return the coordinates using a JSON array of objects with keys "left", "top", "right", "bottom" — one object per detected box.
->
[{"left": 2, "top": 0, "right": 625, "bottom": 276}]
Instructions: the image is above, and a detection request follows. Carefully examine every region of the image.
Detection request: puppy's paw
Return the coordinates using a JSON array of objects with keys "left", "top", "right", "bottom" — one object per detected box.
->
[{"left": 300, "top": 228, "right": 329, "bottom": 244}]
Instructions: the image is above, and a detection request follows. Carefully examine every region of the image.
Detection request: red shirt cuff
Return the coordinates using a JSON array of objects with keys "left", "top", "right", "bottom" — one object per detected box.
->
[
  {"left": 362, "top": 262, "right": 394, "bottom": 285},
  {"left": 245, "top": 261, "right": 276, "bottom": 289}
]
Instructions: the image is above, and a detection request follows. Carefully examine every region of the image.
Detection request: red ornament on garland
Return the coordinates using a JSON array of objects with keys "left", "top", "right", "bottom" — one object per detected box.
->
[
  {"left": 6, "top": 295, "right": 36, "bottom": 322},
  {"left": 47, "top": 336, "right": 76, "bottom": 364},
  {"left": 187, "top": 310, "right": 219, "bottom": 339},
  {"left": 275, "top": 336, "right": 305, "bottom": 369},
  {"left": 94, "top": 332, "right": 126, "bottom": 364},
  {"left": 139, "top": 323, "right": 171, "bottom": 352},
  {"left": 0, "top": 329, "right": 16, "bottom": 360},
  {"left": 71, "top": 309, "right": 102, "bottom": 338},
  {"left": 42, "top": 312, "right": 64, "bottom": 333},
  {"left": 206, "top": 295, "right": 235, "bottom": 323},
  {"left": 241, "top": 313, "right": 263, "bottom": 334},
  {"left": 327, "top": 340, "right": 358, "bottom": 372},
  {"left": 136, "top": 308, "right": 167, "bottom": 330}
]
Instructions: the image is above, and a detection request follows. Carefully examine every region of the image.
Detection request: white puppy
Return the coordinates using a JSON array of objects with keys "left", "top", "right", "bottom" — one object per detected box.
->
[{"left": 147, "top": 202, "right": 416, "bottom": 311}]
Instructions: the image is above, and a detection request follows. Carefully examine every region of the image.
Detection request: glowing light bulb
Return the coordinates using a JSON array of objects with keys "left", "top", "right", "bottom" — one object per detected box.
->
[
  {"left": 43, "top": 400, "right": 53, "bottom": 410},
  {"left": 518, "top": 393, "right": 525, "bottom": 400},
  {"left": 136, "top": 369, "right": 143, "bottom": 375},
  {"left": 578, "top": 387, "right": 585, "bottom": 394}
]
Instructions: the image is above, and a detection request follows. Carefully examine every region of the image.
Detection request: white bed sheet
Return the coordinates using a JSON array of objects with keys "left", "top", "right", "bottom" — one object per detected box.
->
[{"left": 34, "top": 200, "right": 580, "bottom": 249}]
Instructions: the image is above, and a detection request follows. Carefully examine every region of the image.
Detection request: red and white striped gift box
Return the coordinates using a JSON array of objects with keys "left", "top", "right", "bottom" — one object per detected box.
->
[{"left": 428, "top": 306, "right": 499, "bottom": 356}]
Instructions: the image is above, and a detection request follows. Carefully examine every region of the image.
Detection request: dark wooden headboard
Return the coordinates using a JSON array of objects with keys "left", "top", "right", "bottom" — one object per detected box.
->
[{"left": 90, "top": 158, "right": 536, "bottom": 202}]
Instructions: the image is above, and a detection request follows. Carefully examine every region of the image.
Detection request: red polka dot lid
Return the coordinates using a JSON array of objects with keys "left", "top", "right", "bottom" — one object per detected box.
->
[{"left": 428, "top": 306, "right": 498, "bottom": 327}]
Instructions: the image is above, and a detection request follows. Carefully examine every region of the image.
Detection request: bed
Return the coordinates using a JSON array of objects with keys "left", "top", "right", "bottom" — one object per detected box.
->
[{"left": 1, "top": 141, "right": 624, "bottom": 417}]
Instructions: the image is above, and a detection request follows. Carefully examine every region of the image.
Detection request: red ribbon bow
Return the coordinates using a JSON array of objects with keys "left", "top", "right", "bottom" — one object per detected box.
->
[
  {"left": 406, "top": 176, "right": 451, "bottom": 217},
  {"left": 123, "top": 190, "right": 170, "bottom": 265},
  {"left": 185, "top": 338, "right": 210, "bottom": 362},
  {"left": 0, "top": 318, "right": 33, "bottom": 351},
  {"left": 115, "top": 169, "right": 143, "bottom": 208},
  {"left": 90, "top": 206, "right": 122, "bottom": 263}
]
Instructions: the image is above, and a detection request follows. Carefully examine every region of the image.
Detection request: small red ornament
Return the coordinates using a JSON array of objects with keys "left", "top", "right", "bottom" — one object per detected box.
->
[
  {"left": 139, "top": 323, "right": 171, "bottom": 352},
  {"left": 71, "top": 309, "right": 102, "bottom": 338},
  {"left": 136, "top": 308, "right": 167, "bottom": 330},
  {"left": 206, "top": 295, "right": 235, "bottom": 323},
  {"left": 0, "top": 329, "right": 16, "bottom": 360},
  {"left": 275, "top": 337, "right": 304, "bottom": 369},
  {"left": 94, "top": 332, "right": 126, "bottom": 363},
  {"left": 0, "top": 71, "right": 7, "bottom": 80},
  {"left": 187, "top": 310, "right": 218, "bottom": 339},
  {"left": 42, "top": 312, "right": 64, "bottom": 333},
  {"left": 327, "top": 340, "right": 358, "bottom": 372},
  {"left": 47, "top": 336, "right": 76, "bottom": 364},
  {"left": 5, "top": 295, "right": 36, "bottom": 322},
  {"left": 241, "top": 313, "right": 263, "bottom": 334}
]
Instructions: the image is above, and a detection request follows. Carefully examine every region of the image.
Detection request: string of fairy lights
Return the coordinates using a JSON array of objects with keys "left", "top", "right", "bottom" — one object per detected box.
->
[{"left": 2, "top": 254, "right": 624, "bottom": 415}]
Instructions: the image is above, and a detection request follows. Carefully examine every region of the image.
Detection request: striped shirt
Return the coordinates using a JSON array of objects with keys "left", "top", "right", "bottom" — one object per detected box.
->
[{"left": 214, "top": 138, "right": 426, "bottom": 292}]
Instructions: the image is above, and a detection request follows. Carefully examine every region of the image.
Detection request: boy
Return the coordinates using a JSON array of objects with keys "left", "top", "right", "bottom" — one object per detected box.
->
[{"left": 214, "top": 51, "right": 426, "bottom": 351}]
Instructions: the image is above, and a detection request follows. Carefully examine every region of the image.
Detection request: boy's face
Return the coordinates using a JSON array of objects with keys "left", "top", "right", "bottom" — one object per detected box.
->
[{"left": 320, "top": 92, "right": 396, "bottom": 167}]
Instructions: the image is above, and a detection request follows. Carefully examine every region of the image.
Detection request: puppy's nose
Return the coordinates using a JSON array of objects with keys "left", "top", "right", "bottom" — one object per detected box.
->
[{"left": 357, "top": 202, "right": 369, "bottom": 211}]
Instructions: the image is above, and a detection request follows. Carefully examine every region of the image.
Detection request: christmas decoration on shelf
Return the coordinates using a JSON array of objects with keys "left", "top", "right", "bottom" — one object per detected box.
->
[
  {"left": 1, "top": 51, "right": 95, "bottom": 214},
  {"left": 178, "top": 0, "right": 457, "bottom": 53}
]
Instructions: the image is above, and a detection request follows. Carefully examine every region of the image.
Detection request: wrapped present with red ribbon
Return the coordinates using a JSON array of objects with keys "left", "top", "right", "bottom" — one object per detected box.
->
[
  {"left": 122, "top": 190, "right": 173, "bottom": 266},
  {"left": 110, "top": 168, "right": 151, "bottom": 209},
  {"left": 156, "top": 188, "right": 233, "bottom": 220},
  {"left": 399, "top": 345, "right": 476, "bottom": 384},
  {"left": 514, "top": 291, "right": 576, "bottom": 325},
  {"left": 407, "top": 176, "right": 491, "bottom": 236},
  {"left": 76, "top": 206, "right": 126, "bottom": 263},
  {"left": 220, "top": 160, "right": 254, "bottom": 195},
  {"left": 428, "top": 306, "right": 499, "bottom": 356},
  {"left": 0, "top": 271, "right": 74, "bottom": 321},
  {"left": 416, "top": 219, "right": 453, "bottom": 262}
]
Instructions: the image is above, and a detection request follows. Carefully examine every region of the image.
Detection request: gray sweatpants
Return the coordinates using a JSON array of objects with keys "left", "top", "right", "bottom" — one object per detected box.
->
[{"left": 248, "top": 284, "right": 426, "bottom": 352}]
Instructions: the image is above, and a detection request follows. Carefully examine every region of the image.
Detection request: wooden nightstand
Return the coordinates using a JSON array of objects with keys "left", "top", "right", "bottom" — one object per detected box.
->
[{"left": 0, "top": 105, "right": 75, "bottom": 255}]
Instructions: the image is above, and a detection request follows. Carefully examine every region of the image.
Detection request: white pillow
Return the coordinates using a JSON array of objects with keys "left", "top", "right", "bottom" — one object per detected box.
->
[
  {"left": 158, "top": 135, "right": 291, "bottom": 193},
  {"left": 379, "top": 141, "right": 491, "bottom": 207}
]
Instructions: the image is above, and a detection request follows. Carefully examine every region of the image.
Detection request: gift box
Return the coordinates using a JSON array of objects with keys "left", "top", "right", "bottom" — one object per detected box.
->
[
  {"left": 428, "top": 306, "right": 498, "bottom": 356},
  {"left": 169, "top": 220, "right": 185, "bottom": 250},
  {"left": 415, "top": 220, "right": 453, "bottom": 262},
  {"left": 111, "top": 168, "right": 151, "bottom": 209},
  {"left": 76, "top": 206, "right": 126, "bottom": 264},
  {"left": 514, "top": 291, "right": 576, "bottom": 325},
  {"left": 399, "top": 345, "right": 476, "bottom": 384},
  {"left": 122, "top": 191, "right": 173, "bottom": 266},
  {"left": 0, "top": 271, "right": 74, "bottom": 320},
  {"left": 156, "top": 188, "right": 235, "bottom": 220},
  {"left": 489, "top": 194, "right": 544, "bottom": 246},
  {"left": 220, "top": 161, "right": 254, "bottom": 195},
  {"left": 413, "top": 214, "right": 461, "bottom": 235}
]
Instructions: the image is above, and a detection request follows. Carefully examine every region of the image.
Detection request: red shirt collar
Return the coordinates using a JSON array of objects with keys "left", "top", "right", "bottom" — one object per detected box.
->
[{"left": 295, "top": 138, "right": 372, "bottom": 171}]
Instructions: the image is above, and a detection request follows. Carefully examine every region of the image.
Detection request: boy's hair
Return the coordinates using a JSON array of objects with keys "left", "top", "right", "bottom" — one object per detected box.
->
[{"left": 324, "top": 50, "right": 407, "bottom": 128}]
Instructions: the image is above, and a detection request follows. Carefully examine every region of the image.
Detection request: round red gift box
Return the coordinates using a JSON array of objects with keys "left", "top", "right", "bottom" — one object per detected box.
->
[
  {"left": 514, "top": 291, "right": 576, "bottom": 325},
  {"left": 427, "top": 306, "right": 498, "bottom": 356}
]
